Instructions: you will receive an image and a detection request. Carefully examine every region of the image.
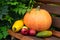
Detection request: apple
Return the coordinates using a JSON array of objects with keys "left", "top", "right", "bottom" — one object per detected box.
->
[
  {"left": 21, "top": 28, "right": 28, "bottom": 35},
  {"left": 29, "top": 29, "right": 36, "bottom": 36},
  {"left": 22, "top": 26, "right": 28, "bottom": 29},
  {"left": 21, "top": 26, "right": 28, "bottom": 35}
]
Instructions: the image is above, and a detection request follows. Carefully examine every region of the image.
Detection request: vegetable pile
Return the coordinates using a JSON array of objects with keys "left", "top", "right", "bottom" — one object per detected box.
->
[
  {"left": 0, "top": 0, "right": 60, "bottom": 40},
  {"left": 12, "top": 6, "right": 53, "bottom": 37}
]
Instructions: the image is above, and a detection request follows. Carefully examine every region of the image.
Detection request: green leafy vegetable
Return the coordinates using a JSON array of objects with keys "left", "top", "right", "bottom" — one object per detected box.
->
[
  {"left": 0, "top": 26, "right": 8, "bottom": 39},
  {"left": 0, "top": 0, "right": 35, "bottom": 40},
  {"left": 0, "top": 33, "right": 3, "bottom": 39}
]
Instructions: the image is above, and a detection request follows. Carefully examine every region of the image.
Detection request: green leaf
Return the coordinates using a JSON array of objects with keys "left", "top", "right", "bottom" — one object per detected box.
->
[
  {"left": 2, "top": 30, "right": 8, "bottom": 38},
  {"left": 20, "top": 0, "right": 30, "bottom": 4},
  {"left": 50, "top": 26, "right": 56, "bottom": 30},
  {"left": 19, "top": 3, "right": 26, "bottom": 8},
  {"left": 7, "top": 2, "right": 18, "bottom": 5},
  {"left": 18, "top": 8, "right": 22, "bottom": 14},
  {"left": 0, "top": 27, "right": 7, "bottom": 32},
  {"left": 2, "top": 15, "right": 13, "bottom": 23},
  {"left": 51, "top": 14, "right": 57, "bottom": 17},
  {"left": 0, "top": 6, "right": 8, "bottom": 20},
  {"left": 0, "top": 33, "right": 3, "bottom": 39},
  {"left": 27, "top": 8, "right": 31, "bottom": 12},
  {"left": 30, "top": 0, "right": 32, "bottom": 4},
  {"left": 1, "top": 6, "right": 8, "bottom": 15},
  {"left": 13, "top": 7, "right": 19, "bottom": 13},
  {"left": 0, "top": 15, "right": 3, "bottom": 20},
  {"left": 0, "top": 27, "right": 8, "bottom": 38},
  {"left": 21, "top": 8, "right": 26, "bottom": 15}
]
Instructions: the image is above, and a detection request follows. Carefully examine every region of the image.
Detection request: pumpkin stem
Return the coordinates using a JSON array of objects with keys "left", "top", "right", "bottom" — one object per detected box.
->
[{"left": 36, "top": 6, "right": 40, "bottom": 10}]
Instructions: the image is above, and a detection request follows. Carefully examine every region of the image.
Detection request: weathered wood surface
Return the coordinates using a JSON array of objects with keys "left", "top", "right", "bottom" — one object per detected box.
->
[
  {"left": 30, "top": 36, "right": 60, "bottom": 40},
  {"left": 36, "top": 0, "right": 60, "bottom": 4},
  {"left": 40, "top": 4, "right": 60, "bottom": 15},
  {"left": 52, "top": 16, "right": 60, "bottom": 28},
  {"left": 8, "top": 30, "right": 60, "bottom": 40}
]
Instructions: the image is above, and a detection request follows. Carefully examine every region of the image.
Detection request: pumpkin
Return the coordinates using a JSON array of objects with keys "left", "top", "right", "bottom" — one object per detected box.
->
[{"left": 23, "top": 6, "right": 52, "bottom": 31}]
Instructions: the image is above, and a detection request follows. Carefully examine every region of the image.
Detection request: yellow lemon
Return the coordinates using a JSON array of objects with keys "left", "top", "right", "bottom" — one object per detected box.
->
[{"left": 12, "top": 20, "right": 24, "bottom": 32}]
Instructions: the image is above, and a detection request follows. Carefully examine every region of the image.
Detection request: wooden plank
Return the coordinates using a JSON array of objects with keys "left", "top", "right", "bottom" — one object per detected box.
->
[
  {"left": 52, "top": 16, "right": 60, "bottom": 28},
  {"left": 40, "top": 4, "right": 60, "bottom": 15},
  {"left": 36, "top": 0, "right": 60, "bottom": 4},
  {"left": 8, "top": 30, "right": 60, "bottom": 40}
]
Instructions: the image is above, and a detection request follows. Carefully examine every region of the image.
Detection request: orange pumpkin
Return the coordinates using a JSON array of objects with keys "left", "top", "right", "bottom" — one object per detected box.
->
[{"left": 23, "top": 6, "right": 52, "bottom": 31}]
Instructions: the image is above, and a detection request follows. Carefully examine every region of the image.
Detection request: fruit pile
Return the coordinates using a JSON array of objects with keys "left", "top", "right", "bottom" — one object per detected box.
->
[{"left": 12, "top": 6, "right": 52, "bottom": 38}]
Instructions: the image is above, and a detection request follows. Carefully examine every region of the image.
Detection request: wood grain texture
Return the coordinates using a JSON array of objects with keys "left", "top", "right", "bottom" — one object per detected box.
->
[
  {"left": 52, "top": 16, "right": 60, "bottom": 28},
  {"left": 36, "top": 0, "right": 60, "bottom": 4},
  {"left": 52, "top": 30, "right": 60, "bottom": 37},
  {"left": 8, "top": 30, "right": 60, "bottom": 40},
  {"left": 40, "top": 4, "right": 60, "bottom": 15},
  {"left": 44, "top": 36, "right": 60, "bottom": 40},
  {"left": 8, "top": 30, "right": 34, "bottom": 40}
]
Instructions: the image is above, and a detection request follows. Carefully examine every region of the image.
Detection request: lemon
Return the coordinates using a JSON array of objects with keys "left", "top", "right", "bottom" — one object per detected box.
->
[{"left": 12, "top": 20, "right": 24, "bottom": 32}]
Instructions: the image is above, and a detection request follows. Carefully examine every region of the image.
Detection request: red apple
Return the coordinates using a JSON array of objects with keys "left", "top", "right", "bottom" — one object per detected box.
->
[
  {"left": 29, "top": 29, "right": 36, "bottom": 36},
  {"left": 21, "top": 26, "right": 28, "bottom": 35}
]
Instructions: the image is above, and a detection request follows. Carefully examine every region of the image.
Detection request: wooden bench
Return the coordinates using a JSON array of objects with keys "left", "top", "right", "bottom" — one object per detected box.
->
[
  {"left": 8, "top": 0, "right": 60, "bottom": 40},
  {"left": 35, "top": 0, "right": 60, "bottom": 29}
]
